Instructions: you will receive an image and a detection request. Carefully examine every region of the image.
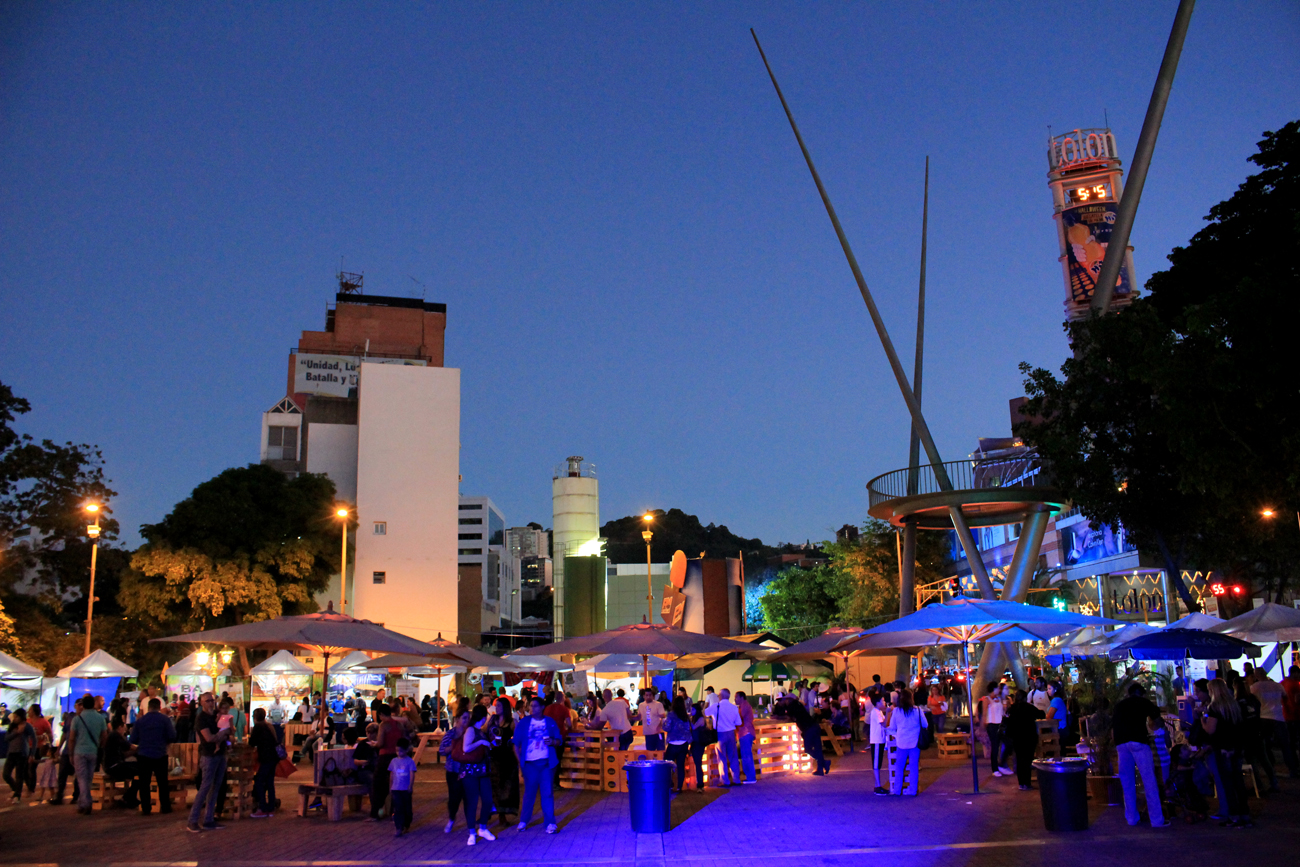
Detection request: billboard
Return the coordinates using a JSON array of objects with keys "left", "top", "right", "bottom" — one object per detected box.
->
[
  {"left": 1062, "top": 203, "right": 1131, "bottom": 309},
  {"left": 1060, "top": 520, "right": 1135, "bottom": 567},
  {"left": 293, "top": 353, "right": 427, "bottom": 398}
]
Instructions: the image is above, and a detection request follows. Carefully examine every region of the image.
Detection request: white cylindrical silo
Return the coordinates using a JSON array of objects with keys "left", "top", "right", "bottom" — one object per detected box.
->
[{"left": 552, "top": 456, "right": 599, "bottom": 639}]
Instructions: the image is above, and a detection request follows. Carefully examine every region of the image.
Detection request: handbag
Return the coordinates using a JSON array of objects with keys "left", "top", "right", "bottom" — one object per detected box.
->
[
  {"left": 319, "top": 756, "right": 348, "bottom": 787},
  {"left": 275, "top": 757, "right": 297, "bottom": 778}
]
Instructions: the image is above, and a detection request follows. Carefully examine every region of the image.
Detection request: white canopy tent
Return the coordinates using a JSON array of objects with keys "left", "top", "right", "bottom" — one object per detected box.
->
[
  {"left": 250, "top": 649, "right": 314, "bottom": 675},
  {"left": 57, "top": 649, "right": 138, "bottom": 679}
]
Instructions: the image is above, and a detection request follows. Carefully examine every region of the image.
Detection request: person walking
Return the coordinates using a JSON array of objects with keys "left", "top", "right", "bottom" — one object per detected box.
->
[
  {"left": 867, "top": 689, "right": 888, "bottom": 795},
  {"left": 1111, "top": 683, "right": 1169, "bottom": 828},
  {"left": 513, "top": 696, "right": 561, "bottom": 834},
  {"left": 542, "top": 692, "right": 571, "bottom": 786},
  {"left": 440, "top": 712, "right": 467, "bottom": 833},
  {"left": 130, "top": 697, "right": 176, "bottom": 815},
  {"left": 663, "top": 697, "right": 692, "bottom": 792},
  {"left": 886, "top": 689, "right": 927, "bottom": 796},
  {"left": 734, "top": 690, "right": 757, "bottom": 784},
  {"left": 388, "top": 738, "right": 416, "bottom": 837},
  {"left": 248, "top": 708, "right": 279, "bottom": 818},
  {"left": 705, "top": 689, "right": 742, "bottom": 787},
  {"left": 1004, "top": 690, "right": 1044, "bottom": 791},
  {"left": 68, "top": 694, "right": 107, "bottom": 814},
  {"left": 457, "top": 705, "right": 497, "bottom": 846},
  {"left": 369, "top": 704, "right": 401, "bottom": 821},
  {"left": 187, "top": 692, "right": 232, "bottom": 831},
  {"left": 4, "top": 709, "right": 35, "bottom": 804}
]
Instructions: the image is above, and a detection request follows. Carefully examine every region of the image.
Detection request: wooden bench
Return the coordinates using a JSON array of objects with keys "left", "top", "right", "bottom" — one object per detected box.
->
[
  {"left": 93, "top": 772, "right": 189, "bottom": 812},
  {"left": 297, "top": 783, "right": 369, "bottom": 821},
  {"left": 819, "top": 721, "right": 848, "bottom": 757},
  {"left": 935, "top": 732, "right": 970, "bottom": 760},
  {"left": 412, "top": 731, "right": 443, "bottom": 766}
]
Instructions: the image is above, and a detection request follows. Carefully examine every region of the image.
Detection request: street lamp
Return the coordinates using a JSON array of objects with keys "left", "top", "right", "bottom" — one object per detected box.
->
[
  {"left": 195, "top": 646, "right": 234, "bottom": 684},
  {"left": 84, "top": 503, "right": 101, "bottom": 656},
  {"left": 641, "top": 513, "right": 655, "bottom": 624},
  {"left": 336, "top": 506, "right": 350, "bottom": 614}
]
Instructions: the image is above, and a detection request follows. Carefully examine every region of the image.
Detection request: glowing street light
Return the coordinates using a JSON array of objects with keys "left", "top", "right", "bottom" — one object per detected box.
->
[
  {"left": 1261, "top": 508, "right": 1275, "bottom": 519},
  {"left": 336, "top": 506, "right": 351, "bottom": 614},
  {"left": 642, "top": 513, "right": 655, "bottom": 625},
  {"left": 83, "top": 503, "right": 102, "bottom": 656}
]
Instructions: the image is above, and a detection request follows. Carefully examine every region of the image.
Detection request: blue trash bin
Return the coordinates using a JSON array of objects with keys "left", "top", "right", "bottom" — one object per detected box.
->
[
  {"left": 1032, "top": 757, "right": 1090, "bottom": 831},
  {"left": 624, "top": 759, "right": 673, "bottom": 833}
]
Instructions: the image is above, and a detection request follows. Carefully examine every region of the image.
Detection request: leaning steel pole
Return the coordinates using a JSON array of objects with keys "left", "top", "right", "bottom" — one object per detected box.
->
[
  {"left": 1090, "top": 0, "right": 1195, "bottom": 314},
  {"left": 751, "top": 30, "right": 995, "bottom": 599},
  {"left": 906, "top": 156, "right": 928, "bottom": 498}
]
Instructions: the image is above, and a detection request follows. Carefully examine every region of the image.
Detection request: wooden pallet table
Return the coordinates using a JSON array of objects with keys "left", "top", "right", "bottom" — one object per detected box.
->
[
  {"left": 935, "top": 732, "right": 970, "bottom": 759},
  {"left": 296, "top": 783, "right": 368, "bottom": 821}
]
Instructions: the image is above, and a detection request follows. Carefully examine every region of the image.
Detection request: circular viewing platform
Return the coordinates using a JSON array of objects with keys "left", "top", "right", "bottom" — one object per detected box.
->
[{"left": 866, "top": 453, "right": 1068, "bottom": 530}]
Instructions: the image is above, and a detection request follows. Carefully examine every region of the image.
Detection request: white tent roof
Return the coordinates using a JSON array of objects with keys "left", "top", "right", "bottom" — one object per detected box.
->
[
  {"left": 165, "top": 650, "right": 229, "bottom": 678},
  {"left": 328, "top": 650, "right": 373, "bottom": 673},
  {"left": 1166, "top": 612, "right": 1223, "bottom": 630},
  {"left": 57, "top": 648, "right": 138, "bottom": 679},
  {"left": 250, "top": 649, "right": 314, "bottom": 676},
  {"left": 0, "top": 651, "right": 42, "bottom": 679},
  {"left": 1212, "top": 602, "right": 1300, "bottom": 643}
]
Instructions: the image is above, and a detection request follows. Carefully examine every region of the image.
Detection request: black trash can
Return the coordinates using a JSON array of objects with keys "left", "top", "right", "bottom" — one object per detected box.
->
[
  {"left": 624, "top": 759, "right": 673, "bottom": 833},
  {"left": 1032, "top": 757, "right": 1090, "bottom": 831}
]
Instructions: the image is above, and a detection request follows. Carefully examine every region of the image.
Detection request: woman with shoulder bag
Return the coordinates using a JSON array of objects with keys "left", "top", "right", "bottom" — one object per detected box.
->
[{"left": 456, "top": 706, "right": 496, "bottom": 846}]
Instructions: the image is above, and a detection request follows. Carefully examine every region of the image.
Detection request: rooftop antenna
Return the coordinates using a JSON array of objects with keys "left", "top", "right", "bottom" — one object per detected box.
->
[
  {"left": 750, "top": 29, "right": 995, "bottom": 600},
  {"left": 337, "top": 270, "right": 364, "bottom": 295}
]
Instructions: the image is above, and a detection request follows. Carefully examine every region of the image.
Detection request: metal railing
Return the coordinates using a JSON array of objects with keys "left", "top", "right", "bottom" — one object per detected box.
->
[{"left": 867, "top": 452, "right": 1052, "bottom": 508}]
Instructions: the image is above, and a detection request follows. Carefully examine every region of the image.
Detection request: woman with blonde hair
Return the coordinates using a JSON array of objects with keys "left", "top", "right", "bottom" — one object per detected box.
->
[{"left": 1202, "top": 679, "right": 1251, "bottom": 828}]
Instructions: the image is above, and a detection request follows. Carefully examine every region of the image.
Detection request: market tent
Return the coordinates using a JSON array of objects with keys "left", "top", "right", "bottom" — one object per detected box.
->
[
  {"left": 57, "top": 649, "right": 138, "bottom": 679},
  {"left": 165, "top": 650, "right": 230, "bottom": 678},
  {"left": 250, "top": 649, "right": 314, "bottom": 675},
  {"left": 1166, "top": 612, "right": 1223, "bottom": 630},
  {"left": 1211, "top": 602, "right": 1300, "bottom": 642},
  {"left": 328, "top": 650, "right": 374, "bottom": 673},
  {"left": 0, "top": 651, "right": 42, "bottom": 678}
]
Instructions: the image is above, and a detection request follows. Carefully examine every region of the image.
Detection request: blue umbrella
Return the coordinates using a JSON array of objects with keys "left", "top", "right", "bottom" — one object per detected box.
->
[
  {"left": 847, "top": 598, "right": 1122, "bottom": 794},
  {"left": 1107, "top": 628, "right": 1261, "bottom": 662}
]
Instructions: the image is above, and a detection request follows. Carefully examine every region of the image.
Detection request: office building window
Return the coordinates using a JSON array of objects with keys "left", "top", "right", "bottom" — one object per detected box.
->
[
  {"left": 459, "top": 533, "right": 483, "bottom": 541},
  {"left": 373, "top": 522, "right": 387, "bottom": 535},
  {"left": 458, "top": 517, "right": 482, "bottom": 525},
  {"left": 266, "top": 425, "right": 297, "bottom": 461},
  {"left": 459, "top": 504, "right": 482, "bottom": 511},
  {"left": 458, "top": 548, "right": 481, "bottom": 556},
  {"left": 372, "top": 571, "right": 386, "bottom": 584}
]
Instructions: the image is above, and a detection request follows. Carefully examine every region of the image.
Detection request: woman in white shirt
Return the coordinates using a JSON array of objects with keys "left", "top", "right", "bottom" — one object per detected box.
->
[{"left": 886, "top": 689, "right": 928, "bottom": 796}]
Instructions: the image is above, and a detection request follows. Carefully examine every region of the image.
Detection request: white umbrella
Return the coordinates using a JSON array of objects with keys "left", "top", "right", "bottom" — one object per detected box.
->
[
  {"left": 250, "top": 649, "right": 314, "bottom": 675},
  {"left": 327, "top": 650, "right": 374, "bottom": 673},
  {"left": 1166, "top": 612, "right": 1222, "bottom": 630},
  {"left": 1073, "top": 623, "right": 1160, "bottom": 657},
  {"left": 1212, "top": 602, "right": 1300, "bottom": 642},
  {"left": 575, "top": 654, "right": 675, "bottom": 673}
]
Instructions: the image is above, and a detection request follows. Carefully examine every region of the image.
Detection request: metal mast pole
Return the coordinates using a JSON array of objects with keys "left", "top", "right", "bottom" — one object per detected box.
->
[
  {"left": 1091, "top": 0, "right": 1195, "bottom": 313},
  {"left": 907, "top": 156, "right": 928, "bottom": 497},
  {"left": 752, "top": 30, "right": 995, "bottom": 598}
]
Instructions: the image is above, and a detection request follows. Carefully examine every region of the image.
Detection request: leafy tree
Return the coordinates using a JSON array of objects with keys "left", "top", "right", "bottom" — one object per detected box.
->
[
  {"left": 758, "top": 564, "right": 841, "bottom": 642},
  {"left": 0, "top": 595, "right": 19, "bottom": 657},
  {"left": 0, "top": 380, "right": 119, "bottom": 599},
  {"left": 1017, "top": 121, "right": 1299, "bottom": 605},
  {"left": 119, "top": 464, "right": 343, "bottom": 670}
]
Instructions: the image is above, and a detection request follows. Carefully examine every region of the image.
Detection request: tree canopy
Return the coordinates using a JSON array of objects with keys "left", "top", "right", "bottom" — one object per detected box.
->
[
  {"left": 120, "top": 464, "right": 343, "bottom": 646},
  {"left": 1017, "top": 120, "right": 1299, "bottom": 606}
]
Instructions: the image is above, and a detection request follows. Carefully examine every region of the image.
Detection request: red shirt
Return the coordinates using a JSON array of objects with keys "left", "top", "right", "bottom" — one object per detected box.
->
[
  {"left": 544, "top": 703, "right": 570, "bottom": 737},
  {"left": 376, "top": 718, "right": 402, "bottom": 756},
  {"left": 1282, "top": 676, "right": 1300, "bottom": 723}
]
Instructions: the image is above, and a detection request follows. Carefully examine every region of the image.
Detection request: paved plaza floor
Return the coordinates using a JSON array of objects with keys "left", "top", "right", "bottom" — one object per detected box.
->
[{"left": 2, "top": 748, "right": 1297, "bottom": 866}]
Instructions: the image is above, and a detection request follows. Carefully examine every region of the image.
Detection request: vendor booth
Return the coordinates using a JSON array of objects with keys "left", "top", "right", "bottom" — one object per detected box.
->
[
  {"left": 250, "top": 649, "right": 314, "bottom": 718},
  {"left": 56, "top": 649, "right": 137, "bottom": 714}
]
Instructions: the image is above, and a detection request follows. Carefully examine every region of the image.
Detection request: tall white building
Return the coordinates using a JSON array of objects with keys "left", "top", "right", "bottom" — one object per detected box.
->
[
  {"left": 260, "top": 284, "right": 459, "bottom": 643},
  {"left": 551, "top": 457, "right": 600, "bottom": 639},
  {"left": 457, "top": 496, "right": 517, "bottom": 644}
]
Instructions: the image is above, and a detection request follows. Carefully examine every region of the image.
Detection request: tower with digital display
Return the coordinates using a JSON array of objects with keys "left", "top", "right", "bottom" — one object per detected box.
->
[{"left": 1047, "top": 129, "right": 1137, "bottom": 320}]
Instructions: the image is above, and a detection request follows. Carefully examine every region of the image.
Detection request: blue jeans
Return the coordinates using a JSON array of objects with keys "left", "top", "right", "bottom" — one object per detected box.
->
[
  {"left": 253, "top": 761, "right": 276, "bottom": 813},
  {"left": 801, "top": 726, "right": 829, "bottom": 775},
  {"left": 461, "top": 772, "right": 493, "bottom": 829},
  {"left": 892, "top": 747, "right": 919, "bottom": 795},
  {"left": 73, "top": 754, "right": 97, "bottom": 811},
  {"left": 617, "top": 730, "right": 634, "bottom": 750},
  {"left": 1117, "top": 741, "right": 1164, "bottom": 826},
  {"left": 645, "top": 733, "right": 664, "bottom": 751},
  {"left": 738, "top": 733, "right": 755, "bottom": 782},
  {"left": 665, "top": 743, "right": 689, "bottom": 790},
  {"left": 189, "top": 754, "right": 227, "bottom": 827},
  {"left": 520, "top": 759, "right": 555, "bottom": 826},
  {"left": 715, "top": 731, "right": 739, "bottom": 784},
  {"left": 391, "top": 789, "right": 412, "bottom": 832}
]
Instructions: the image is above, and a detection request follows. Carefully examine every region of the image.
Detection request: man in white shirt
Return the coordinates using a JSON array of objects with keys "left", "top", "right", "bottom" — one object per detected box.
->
[
  {"left": 705, "top": 689, "right": 743, "bottom": 786},
  {"left": 1251, "top": 672, "right": 1299, "bottom": 777},
  {"left": 1027, "top": 677, "right": 1051, "bottom": 714},
  {"left": 640, "top": 690, "right": 666, "bottom": 751},
  {"left": 589, "top": 689, "right": 634, "bottom": 750},
  {"left": 704, "top": 687, "right": 719, "bottom": 708}
]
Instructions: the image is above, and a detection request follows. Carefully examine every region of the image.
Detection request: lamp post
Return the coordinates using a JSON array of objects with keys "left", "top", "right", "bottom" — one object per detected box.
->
[
  {"left": 196, "top": 646, "right": 234, "bottom": 689},
  {"left": 641, "top": 513, "right": 655, "bottom": 625},
  {"left": 336, "top": 507, "right": 350, "bottom": 614},
  {"left": 84, "top": 503, "right": 101, "bottom": 656}
]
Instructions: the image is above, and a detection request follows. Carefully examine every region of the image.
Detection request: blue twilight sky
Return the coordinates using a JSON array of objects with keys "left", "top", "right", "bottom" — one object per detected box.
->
[{"left": 2, "top": 3, "right": 1297, "bottom": 549}]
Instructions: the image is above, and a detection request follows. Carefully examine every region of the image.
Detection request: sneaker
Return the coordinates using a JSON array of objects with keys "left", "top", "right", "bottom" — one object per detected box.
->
[
  {"left": 444, "top": 819, "right": 456, "bottom": 833},
  {"left": 742, "top": 780, "right": 757, "bottom": 785},
  {"left": 545, "top": 823, "right": 558, "bottom": 834},
  {"left": 992, "top": 770, "right": 1004, "bottom": 777},
  {"left": 874, "top": 787, "right": 888, "bottom": 796},
  {"left": 1151, "top": 819, "right": 1171, "bottom": 828},
  {"left": 394, "top": 828, "right": 404, "bottom": 838},
  {"left": 516, "top": 821, "right": 527, "bottom": 831},
  {"left": 203, "top": 822, "right": 225, "bottom": 830},
  {"left": 466, "top": 833, "right": 477, "bottom": 846},
  {"left": 186, "top": 823, "right": 203, "bottom": 833},
  {"left": 477, "top": 826, "right": 496, "bottom": 841},
  {"left": 250, "top": 811, "right": 270, "bottom": 818}
]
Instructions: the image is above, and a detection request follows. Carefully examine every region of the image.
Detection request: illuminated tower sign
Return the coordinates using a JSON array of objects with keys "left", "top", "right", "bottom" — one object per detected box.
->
[{"left": 1047, "top": 129, "right": 1137, "bottom": 320}]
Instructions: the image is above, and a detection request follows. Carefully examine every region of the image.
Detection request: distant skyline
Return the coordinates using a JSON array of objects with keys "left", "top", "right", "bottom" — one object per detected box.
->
[{"left": 3, "top": 3, "right": 1298, "bottom": 549}]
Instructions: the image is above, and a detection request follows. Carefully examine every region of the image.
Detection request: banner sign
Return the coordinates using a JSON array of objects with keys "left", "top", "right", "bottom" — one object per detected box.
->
[
  {"left": 1062, "top": 203, "right": 1131, "bottom": 309},
  {"left": 293, "top": 353, "right": 427, "bottom": 398}
]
